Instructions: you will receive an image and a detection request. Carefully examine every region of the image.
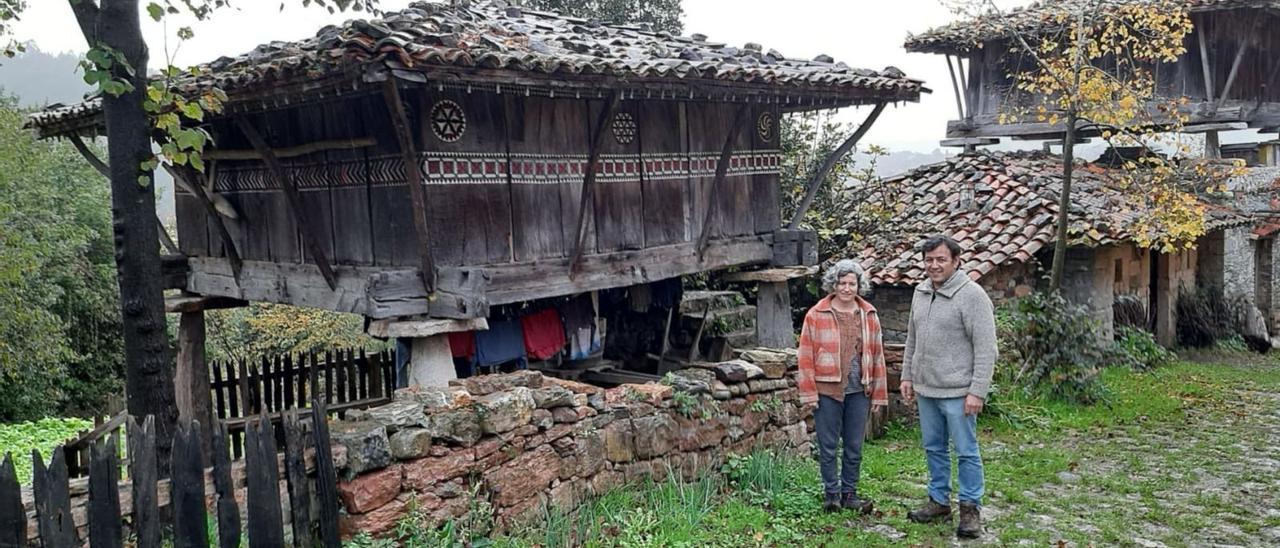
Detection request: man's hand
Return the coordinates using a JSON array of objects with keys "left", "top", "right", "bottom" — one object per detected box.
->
[
  {"left": 899, "top": 380, "right": 914, "bottom": 404},
  {"left": 963, "top": 394, "right": 984, "bottom": 416}
]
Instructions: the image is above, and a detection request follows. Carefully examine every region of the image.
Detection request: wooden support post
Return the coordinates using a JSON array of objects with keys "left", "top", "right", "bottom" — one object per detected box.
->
[
  {"left": 787, "top": 102, "right": 886, "bottom": 230},
  {"left": 1198, "top": 24, "right": 1215, "bottom": 103},
  {"left": 175, "top": 310, "right": 213, "bottom": 457},
  {"left": 1206, "top": 129, "right": 1222, "bottom": 159},
  {"left": 696, "top": 104, "right": 750, "bottom": 259},
  {"left": 570, "top": 91, "right": 621, "bottom": 276},
  {"left": 1217, "top": 40, "right": 1249, "bottom": 110},
  {"left": 166, "top": 165, "right": 244, "bottom": 281},
  {"left": 945, "top": 55, "right": 967, "bottom": 119},
  {"left": 235, "top": 117, "right": 338, "bottom": 290},
  {"left": 67, "top": 133, "right": 182, "bottom": 255},
  {"left": 756, "top": 281, "right": 794, "bottom": 348},
  {"left": 381, "top": 80, "right": 438, "bottom": 294}
]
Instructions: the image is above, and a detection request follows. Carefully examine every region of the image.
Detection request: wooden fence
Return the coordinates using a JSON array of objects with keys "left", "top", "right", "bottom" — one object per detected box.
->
[{"left": 0, "top": 398, "right": 342, "bottom": 547}]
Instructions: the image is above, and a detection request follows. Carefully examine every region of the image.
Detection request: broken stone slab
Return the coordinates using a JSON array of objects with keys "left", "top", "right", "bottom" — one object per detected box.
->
[
  {"left": 394, "top": 386, "right": 472, "bottom": 411},
  {"left": 604, "top": 383, "right": 673, "bottom": 406},
  {"left": 665, "top": 368, "right": 714, "bottom": 395},
  {"left": 531, "top": 385, "right": 576, "bottom": 409},
  {"left": 423, "top": 406, "right": 483, "bottom": 447},
  {"left": 330, "top": 420, "right": 391, "bottom": 476},
  {"left": 542, "top": 375, "right": 604, "bottom": 395},
  {"left": 364, "top": 399, "right": 429, "bottom": 432},
  {"left": 449, "top": 370, "right": 543, "bottom": 396},
  {"left": 692, "top": 359, "right": 764, "bottom": 383},
  {"left": 389, "top": 427, "right": 434, "bottom": 460},
  {"left": 475, "top": 386, "right": 537, "bottom": 434}
]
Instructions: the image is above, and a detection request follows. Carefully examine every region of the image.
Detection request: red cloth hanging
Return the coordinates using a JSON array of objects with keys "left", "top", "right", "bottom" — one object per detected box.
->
[
  {"left": 448, "top": 331, "right": 476, "bottom": 359},
  {"left": 521, "top": 308, "right": 567, "bottom": 360}
]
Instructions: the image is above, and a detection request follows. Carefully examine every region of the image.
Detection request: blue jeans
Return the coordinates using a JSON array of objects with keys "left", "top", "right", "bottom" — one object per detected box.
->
[
  {"left": 815, "top": 393, "right": 870, "bottom": 495},
  {"left": 917, "top": 396, "right": 984, "bottom": 505}
]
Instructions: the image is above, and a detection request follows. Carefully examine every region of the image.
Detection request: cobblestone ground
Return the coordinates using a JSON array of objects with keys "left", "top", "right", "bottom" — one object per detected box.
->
[{"left": 866, "top": 357, "right": 1280, "bottom": 547}]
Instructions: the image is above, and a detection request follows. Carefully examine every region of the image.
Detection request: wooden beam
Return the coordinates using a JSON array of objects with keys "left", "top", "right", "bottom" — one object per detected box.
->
[
  {"left": 945, "top": 55, "right": 967, "bottom": 120},
  {"left": 721, "top": 265, "right": 819, "bottom": 283},
  {"left": 166, "top": 165, "right": 243, "bottom": 281},
  {"left": 1181, "top": 122, "right": 1248, "bottom": 133},
  {"left": 787, "top": 102, "right": 886, "bottom": 230},
  {"left": 380, "top": 80, "right": 437, "bottom": 294},
  {"left": 1217, "top": 40, "right": 1249, "bottom": 110},
  {"left": 366, "top": 317, "right": 489, "bottom": 338},
  {"left": 234, "top": 117, "right": 338, "bottom": 291},
  {"left": 1198, "top": 23, "right": 1215, "bottom": 103},
  {"left": 940, "top": 137, "right": 1000, "bottom": 148},
  {"left": 164, "top": 293, "right": 247, "bottom": 313},
  {"left": 570, "top": 91, "right": 621, "bottom": 276},
  {"left": 174, "top": 311, "right": 213, "bottom": 456},
  {"left": 697, "top": 104, "right": 751, "bottom": 258},
  {"left": 204, "top": 137, "right": 376, "bottom": 160},
  {"left": 66, "top": 133, "right": 182, "bottom": 255}
]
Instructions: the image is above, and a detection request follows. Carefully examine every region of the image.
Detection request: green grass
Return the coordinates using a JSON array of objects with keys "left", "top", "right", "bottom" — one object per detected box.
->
[
  {"left": 350, "top": 356, "right": 1280, "bottom": 547},
  {"left": 0, "top": 417, "right": 92, "bottom": 484}
]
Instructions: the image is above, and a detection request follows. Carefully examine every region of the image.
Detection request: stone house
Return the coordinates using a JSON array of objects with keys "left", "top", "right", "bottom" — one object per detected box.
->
[
  {"left": 855, "top": 151, "right": 1248, "bottom": 346},
  {"left": 1206, "top": 146, "right": 1280, "bottom": 341}
]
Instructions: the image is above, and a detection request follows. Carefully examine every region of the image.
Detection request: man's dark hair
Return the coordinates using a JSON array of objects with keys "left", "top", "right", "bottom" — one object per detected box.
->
[{"left": 920, "top": 235, "right": 963, "bottom": 260}]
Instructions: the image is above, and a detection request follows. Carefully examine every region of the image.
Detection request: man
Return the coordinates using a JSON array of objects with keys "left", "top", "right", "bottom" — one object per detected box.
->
[{"left": 900, "top": 235, "right": 997, "bottom": 539}]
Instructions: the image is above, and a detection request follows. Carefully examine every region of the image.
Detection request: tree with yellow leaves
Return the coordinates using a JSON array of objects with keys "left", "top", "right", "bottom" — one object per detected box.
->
[{"left": 954, "top": 0, "right": 1239, "bottom": 289}]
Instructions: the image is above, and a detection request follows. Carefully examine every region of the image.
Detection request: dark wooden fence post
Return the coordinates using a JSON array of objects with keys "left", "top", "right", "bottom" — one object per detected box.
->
[
  {"left": 88, "top": 433, "right": 123, "bottom": 548},
  {"left": 283, "top": 411, "right": 313, "bottom": 547},
  {"left": 245, "top": 414, "right": 284, "bottom": 547},
  {"left": 0, "top": 455, "right": 25, "bottom": 547},
  {"left": 33, "top": 448, "right": 77, "bottom": 546},
  {"left": 311, "top": 397, "right": 341, "bottom": 548},
  {"left": 172, "top": 421, "right": 209, "bottom": 548},
  {"left": 129, "top": 415, "right": 160, "bottom": 548},
  {"left": 211, "top": 421, "right": 241, "bottom": 548}
]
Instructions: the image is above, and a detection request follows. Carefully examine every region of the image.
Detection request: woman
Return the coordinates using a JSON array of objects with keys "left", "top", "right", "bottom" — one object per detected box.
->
[{"left": 797, "top": 259, "right": 889, "bottom": 513}]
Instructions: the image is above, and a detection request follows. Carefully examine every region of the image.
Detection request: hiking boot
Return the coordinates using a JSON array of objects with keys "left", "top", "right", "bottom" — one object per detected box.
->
[
  {"left": 907, "top": 497, "right": 951, "bottom": 523},
  {"left": 956, "top": 502, "right": 981, "bottom": 538},
  {"left": 822, "top": 492, "right": 841, "bottom": 513},
  {"left": 841, "top": 492, "right": 873, "bottom": 514}
]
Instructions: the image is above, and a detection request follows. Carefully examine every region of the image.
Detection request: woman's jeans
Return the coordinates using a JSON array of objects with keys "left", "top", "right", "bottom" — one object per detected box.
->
[
  {"left": 917, "top": 395, "right": 985, "bottom": 505},
  {"left": 815, "top": 393, "right": 870, "bottom": 495}
]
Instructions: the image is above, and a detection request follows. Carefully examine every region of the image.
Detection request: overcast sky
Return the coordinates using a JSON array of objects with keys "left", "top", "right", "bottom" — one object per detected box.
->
[{"left": 8, "top": 0, "right": 1029, "bottom": 152}]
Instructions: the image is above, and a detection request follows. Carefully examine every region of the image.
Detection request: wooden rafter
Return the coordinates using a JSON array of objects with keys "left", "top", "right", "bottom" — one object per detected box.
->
[
  {"left": 235, "top": 117, "right": 338, "bottom": 291},
  {"left": 569, "top": 91, "right": 621, "bottom": 276},
  {"left": 66, "top": 133, "right": 181, "bottom": 255},
  {"left": 165, "top": 165, "right": 243, "bottom": 281},
  {"left": 696, "top": 104, "right": 751, "bottom": 259},
  {"left": 381, "top": 80, "right": 437, "bottom": 294},
  {"left": 1217, "top": 40, "right": 1249, "bottom": 110},
  {"left": 945, "top": 55, "right": 967, "bottom": 119},
  {"left": 787, "top": 102, "right": 887, "bottom": 230}
]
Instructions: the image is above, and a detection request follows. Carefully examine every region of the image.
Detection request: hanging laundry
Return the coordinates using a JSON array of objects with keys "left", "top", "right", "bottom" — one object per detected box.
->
[
  {"left": 562, "top": 293, "right": 601, "bottom": 360},
  {"left": 447, "top": 331, "right": 476, "bottom": 360},
  {"left": 652, "top": 278, "right": 682, "bottom": 309},
  {"left": 628, "top": 283, "right": 653, "bottom": 313},
  {"left": 521, "top": 308, "right": 567, "bottom": 361},
  {"left": 473, "top": 318, "right": 527, "bottom": 372}
]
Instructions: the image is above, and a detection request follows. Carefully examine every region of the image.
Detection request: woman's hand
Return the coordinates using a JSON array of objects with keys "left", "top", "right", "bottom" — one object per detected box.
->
[{"left": 871, "top": 403, "right": 886, "bottom": 413}]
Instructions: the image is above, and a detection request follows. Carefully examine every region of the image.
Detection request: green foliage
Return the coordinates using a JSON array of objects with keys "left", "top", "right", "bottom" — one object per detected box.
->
[
  {"left": 0, "top": 417, "right": 92, "bottom": 485},
  {"left": 0, "top": 92, "right": 123, "bottom": 421},
  {"left": 1112, "top": 326, "right": 1174, "bottom": 371},
  {"left": 1002, "top": 291, "right": 1109, "bottom": 404},
  {"left": 522, "top": 0, "right": 684, "bottom": 34},
  {"left": 205, "top": 303, "right": 388, "bottom": 364}
]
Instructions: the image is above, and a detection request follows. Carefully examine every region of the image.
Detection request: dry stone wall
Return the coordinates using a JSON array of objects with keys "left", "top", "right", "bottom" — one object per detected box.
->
[{"left": 333, "top": 355, "right": 813, "bottom": 538}]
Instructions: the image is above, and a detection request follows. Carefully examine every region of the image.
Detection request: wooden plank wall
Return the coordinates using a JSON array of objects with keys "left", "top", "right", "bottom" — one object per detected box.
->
[{"left": 179, "top": 89, "right": 783, "bottom": 280}]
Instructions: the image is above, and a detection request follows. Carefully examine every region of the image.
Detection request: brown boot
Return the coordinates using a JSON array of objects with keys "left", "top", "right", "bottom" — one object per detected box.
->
[
  {"left": 841, "top": 492, "right": 873, "bottom": 515},
  {"left": 906, "top": 497, "right": 951, "bottom": 523},
  {"left": 956, "top": 502, "right": 981, "bottom": 538}
]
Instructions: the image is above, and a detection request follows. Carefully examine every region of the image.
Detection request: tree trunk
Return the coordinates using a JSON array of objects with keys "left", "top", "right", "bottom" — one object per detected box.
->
[
  {"left": 97, "top": 0, "right": 178, "bottom": 473},
  {"left": 1049, "top": 111, "right": 1078, "bottom": 291}
]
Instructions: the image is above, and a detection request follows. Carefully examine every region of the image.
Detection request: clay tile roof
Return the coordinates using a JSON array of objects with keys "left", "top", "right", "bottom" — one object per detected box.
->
[
  {"left": 857, "top": 150, "right": 1250, "bottom": 286},
  {"left": 903, "top": 0, "right": 1280, "bottom": 54},
  {"left": 28, "top": 0, "right": 923, "bottom": 137}
]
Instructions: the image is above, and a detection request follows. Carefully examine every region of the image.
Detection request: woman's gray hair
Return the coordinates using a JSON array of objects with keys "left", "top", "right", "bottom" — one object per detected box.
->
[{"left": 821, "top": 259, "right": 870, "bottom": 295}]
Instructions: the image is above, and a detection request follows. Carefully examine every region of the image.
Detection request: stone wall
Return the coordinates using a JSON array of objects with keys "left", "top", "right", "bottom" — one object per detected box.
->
[
  {"left": 871, "top": 261, "right": 1036, "bottom": 344},
  {"left": 330, "top": 365, "right": 811, "bottom": 538}
]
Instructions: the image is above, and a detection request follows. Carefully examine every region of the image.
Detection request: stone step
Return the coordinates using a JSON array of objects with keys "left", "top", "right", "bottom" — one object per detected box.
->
[
  {"left": 722, "top": 328, "right": 758, "bottom": 349},
  {"left": 679, "top": 290, "right": 747, "bottom": 315}
]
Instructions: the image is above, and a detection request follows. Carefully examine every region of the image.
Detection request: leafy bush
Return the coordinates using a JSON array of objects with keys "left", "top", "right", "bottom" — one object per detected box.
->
[
  {"left": 1176, "top": 285, "right": 1243, "bottom": 348},
  {"left": 1003, "top": 291, "right": 1109, "bottom": 404},
  {"left": 0, "top": 417, "right": 93, "bottom": 485},
  {"left": 1112, "top": 326, "right": 1175, "bottom": 371}
]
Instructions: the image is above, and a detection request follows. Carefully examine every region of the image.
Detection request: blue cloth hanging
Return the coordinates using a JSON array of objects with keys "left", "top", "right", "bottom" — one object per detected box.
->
[{"left": 472, "top": 318, "right": 528, "bottom": 374}]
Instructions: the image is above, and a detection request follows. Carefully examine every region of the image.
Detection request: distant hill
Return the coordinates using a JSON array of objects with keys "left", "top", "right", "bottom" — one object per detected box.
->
[{"left": 0, "top": 44, "right": 175, "bottom": 226}]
